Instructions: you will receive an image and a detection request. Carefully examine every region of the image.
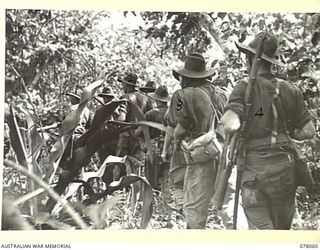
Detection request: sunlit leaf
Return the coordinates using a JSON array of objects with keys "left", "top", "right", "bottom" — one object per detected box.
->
[
  {"left": 108, "top": 174, "right": 153, "bottom": 229},
  {"left": 46, "top": 79, "right": 104, "bottom": 183},
  {"left": 33, "top": 212, "right": 74, "bottom": 230},
  {"left": 84, "top": 195, "right": 122, "bottom": 229},
  {"left": 6, "top": 106, "right": 28, "bottom": 168}
]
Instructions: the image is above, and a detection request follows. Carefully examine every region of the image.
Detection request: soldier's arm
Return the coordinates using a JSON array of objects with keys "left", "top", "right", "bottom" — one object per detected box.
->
[
  {"left": 293, "top": 120, "right": 315, "bottom": 140},
  {"left": 174, "top": 123, "right": 187, "bottom": 141},
  {"left": 220, "top": 109, "right": 241, "bottom": 134},
  {"left": 161, "top": 125, "right": 174, "bottom": 162},
  {"left": 133, "top": 126, "right": 143, "bottom": 138},
  {"left": 224, "top": 81, "right": 247, "bottom": 118},
  {"left": 292, "top": 87, "right": 315, "bottom": 140},
  {"left": 134, "top": 109, "right": 155, "bottom": 138},
  {"left": 220, "top": 81, "right": 246, "bottom": 134},
  {"left": 117, "top": 103, "right": 127, "bottom": 121}
]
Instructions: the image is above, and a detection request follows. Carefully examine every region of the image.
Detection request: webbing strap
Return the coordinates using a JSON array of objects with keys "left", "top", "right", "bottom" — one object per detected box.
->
[
  {"left": 271, "top": 80, "right": 280, "bottom": 147},
  {"left": 197, "top": 87, "right": 219, "bottom": 132}
]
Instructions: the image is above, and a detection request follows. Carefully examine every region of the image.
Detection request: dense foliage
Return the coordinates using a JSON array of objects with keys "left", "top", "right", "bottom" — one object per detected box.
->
[{"left": 3, "top": 10, "right": 320, "bottom": 230}]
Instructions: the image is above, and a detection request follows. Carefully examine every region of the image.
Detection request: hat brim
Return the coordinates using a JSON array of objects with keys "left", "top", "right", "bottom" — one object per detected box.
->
[
  {"left": 67, "top": 93, "right": 80, "bottom": 100},
  {"left": 147, "top": 92, "right": 170, "bottom": 103},
  {"left": 139, "top": 87, "right": 156, "bottom": 93},
  {"left": 98, "top": 93, "right": 115, "bottom": 98},
  {"left": 172, "top": 67, "right": 216, "bottom": 81},
  {"left": 118, "top": 78, "right": 137, "bottom": 87},
  {"left": 235, "top": 41, "right": 285, "bottom": 67}
]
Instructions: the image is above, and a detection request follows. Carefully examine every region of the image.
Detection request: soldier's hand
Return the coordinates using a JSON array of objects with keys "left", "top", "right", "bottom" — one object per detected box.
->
[
  {"left": 293, "top": 121, "right": 315, "bottom": 140},
  {"left": 161, "top": 152, "right": 167, "bottom": 162},
  {"left": 221, "top": 110, "right": 241, "bottom": 134}
]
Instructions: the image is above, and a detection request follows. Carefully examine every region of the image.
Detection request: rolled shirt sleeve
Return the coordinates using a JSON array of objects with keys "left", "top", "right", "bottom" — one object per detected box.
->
[
  {"left": 224, "top": 80, "right": 247, "bottom": 118},
  {"left": 167, "top": 89, "right": 189, "bottom": 128},
  {"left": 292, "top": 87, "right": 312, "bottom": 130}
]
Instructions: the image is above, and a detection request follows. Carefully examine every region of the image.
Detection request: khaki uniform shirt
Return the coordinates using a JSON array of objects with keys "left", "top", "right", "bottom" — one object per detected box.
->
[{"left": 167, "top": 81, "right": 225, "bottom": 139}]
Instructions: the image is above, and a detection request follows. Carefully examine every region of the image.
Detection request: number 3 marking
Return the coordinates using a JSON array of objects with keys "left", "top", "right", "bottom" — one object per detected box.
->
[{"left": 176, "top": 99, "right": 183, "bottom": 111}]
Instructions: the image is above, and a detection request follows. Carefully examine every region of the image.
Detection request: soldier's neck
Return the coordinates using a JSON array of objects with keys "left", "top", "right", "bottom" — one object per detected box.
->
[
  {"left": 256, "top": 66, "right": 271, "bottom": 75},
  {"left": 156, "top": 102, "right": 167, "bottom": 108}
]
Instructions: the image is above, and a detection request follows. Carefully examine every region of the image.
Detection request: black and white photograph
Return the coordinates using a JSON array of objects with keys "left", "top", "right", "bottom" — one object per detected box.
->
[{"left": 2, "top": 9, "right": 320, "bottom": 231}]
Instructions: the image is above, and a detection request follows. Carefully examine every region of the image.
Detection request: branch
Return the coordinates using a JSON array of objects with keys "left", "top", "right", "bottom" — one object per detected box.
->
[
  {"left": 91, "top": 11, "right": 106, "bottom": 22},
  {"left": 36, "top": 122, "right": 60, "bottom": 131},
  {"left": 64, "top": 48, "right": 94, "bottom": 73},
  {"left": 31, "top": 58, "right": 49, "bottom": 86},
  {"left": 4, "top": 160, "right": 89, "bottom": 230},
  {"left": 12, "top": 188, "right": 45, "bottom": 207},
  {"left": 34, "top": 14, "right": 61, "bottom": 38},
  {"left": 203, "top": 13, "right": 228, "bottom": 54}
]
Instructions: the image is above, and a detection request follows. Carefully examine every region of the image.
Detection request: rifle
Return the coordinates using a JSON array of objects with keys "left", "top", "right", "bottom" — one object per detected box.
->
[{"left": 213, "top": 34, "right": 267, "bottom": 229}]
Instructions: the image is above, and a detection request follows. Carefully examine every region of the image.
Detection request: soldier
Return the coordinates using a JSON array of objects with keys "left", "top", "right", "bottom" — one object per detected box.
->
[
  {"left": 116, "top": 73, "right": 154, "bottom": 174},
  {"left": 161, "top": 100, "right": 187, "bottom": 218},
  {"left": 137, "top": 84, "right": 187, "bottom": 227},
  {"left": 44, "top": 90, "right": 94, "bottom": 211},
  {"left": 139, "top": 80, "right": 157, "bottom": 109},
  {"left": 59, "top": 91, "right": 92, "bottom": 166},
  {"left": 165, "top": 53, "right": 225, "bottom": 229},
  {"left": 66, "top": 92, "right": 91, "bottom": 138},
  {"left": 118, "top": 73, "right": 154, "bottom": 120},
  {"left": 97, "top": 86, "right": 121, "bottom": 122},
  {"left": 96, "top": 86, "right": 123, "bottom": 184},
  {"left": 139, "top": 80, "right": 157, "bottom": 94},
  {"left": 220, "top": 32, "right": 315, "bottom": 229},
  {"left": 98, "top": 86, "right": 115, "bottom": 104},
  {"left": 148, "top": 86, "right": 182, "bottom": 227},
  {"left": 141, "top": 85, "right": 170, "bottom": 186}
]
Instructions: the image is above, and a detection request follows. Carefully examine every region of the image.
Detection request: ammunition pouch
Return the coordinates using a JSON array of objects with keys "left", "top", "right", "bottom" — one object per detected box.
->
[
  {"left": 182, "top": 131, "right": 222, "bottom": 164},
  {"left": 310, "top": 162, "right": 320, "bottom": 184},
  {"left": 290, "top": 140, "right": 316, "bottom": 188}
]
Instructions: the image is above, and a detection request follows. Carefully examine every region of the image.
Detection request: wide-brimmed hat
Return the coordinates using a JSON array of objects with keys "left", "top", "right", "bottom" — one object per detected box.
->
[
  {"left": 98, "top": 86, "right": 115, "bottom": 98},
  {"left": 140, "top": 81, "right": 157, "bottom": 93},
  {"left": 172, "top": 53, "right": 216, "bottom": 80},
  {"left": 147, "top": 85, "right": 170, "bottom": 103},
  {"left": 118, "top": 73, "right": 138, "bottom": 87},
  {"left": 235, "top": 32, "right": 285, "bottom": 67},
  {"left": 66, "top": 92, "right": 80, "bottom": 101}
]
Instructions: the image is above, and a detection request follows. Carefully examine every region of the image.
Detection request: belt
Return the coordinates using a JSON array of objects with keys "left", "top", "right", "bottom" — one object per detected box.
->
[{"left": 245, "top": 133, "right": 291, "bottom": 151}]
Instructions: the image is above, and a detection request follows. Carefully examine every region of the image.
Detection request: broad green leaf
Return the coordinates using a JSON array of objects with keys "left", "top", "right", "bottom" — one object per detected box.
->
[
  {"left": 6, "top": 106, "right": 28, "bottom": 168},
  {"left": 33, "top": 212, "right": 74, "bottom": 230},
  {"left": 19, "top": 107, "right": 43, "bottom": 169},
  {"left": 75, "top": 100, "right": 126, "bottom": 148},
  {"left": 81, "top": 155, "right": 127, "bottom": 182},
  {"left": 108, "top": 174, "right": 153, "bottom": 229},
  {"left": 84, "top": 195, "right": 122, "bottom": 229},
  {"left": 47, "top": 79, "right": 104, "bottom": 183}
]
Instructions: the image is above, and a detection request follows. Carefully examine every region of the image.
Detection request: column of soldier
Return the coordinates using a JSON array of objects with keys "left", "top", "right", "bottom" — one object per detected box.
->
[{"left": 53, "top": 32, "right": 317, "bottom": 229}]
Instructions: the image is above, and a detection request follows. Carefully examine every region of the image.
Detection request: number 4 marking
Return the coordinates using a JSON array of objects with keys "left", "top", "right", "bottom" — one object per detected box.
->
[{"left": 254, "top": 108, "right": 264, "bottom": 118}]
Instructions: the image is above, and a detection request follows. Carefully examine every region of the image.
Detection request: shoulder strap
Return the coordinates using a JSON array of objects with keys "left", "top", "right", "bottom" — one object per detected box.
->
[
  {"left": 197, "top": 87, "right": 219, "bottom": 132},
  {"left": 151, "top": 107, "right": 161, "bottom": 115},
  {"left": 270, "top": 78, "right": 291, "bottom": 146},
  {"left": 270, "top": 79, "right": 280, "bottom": 146}
]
